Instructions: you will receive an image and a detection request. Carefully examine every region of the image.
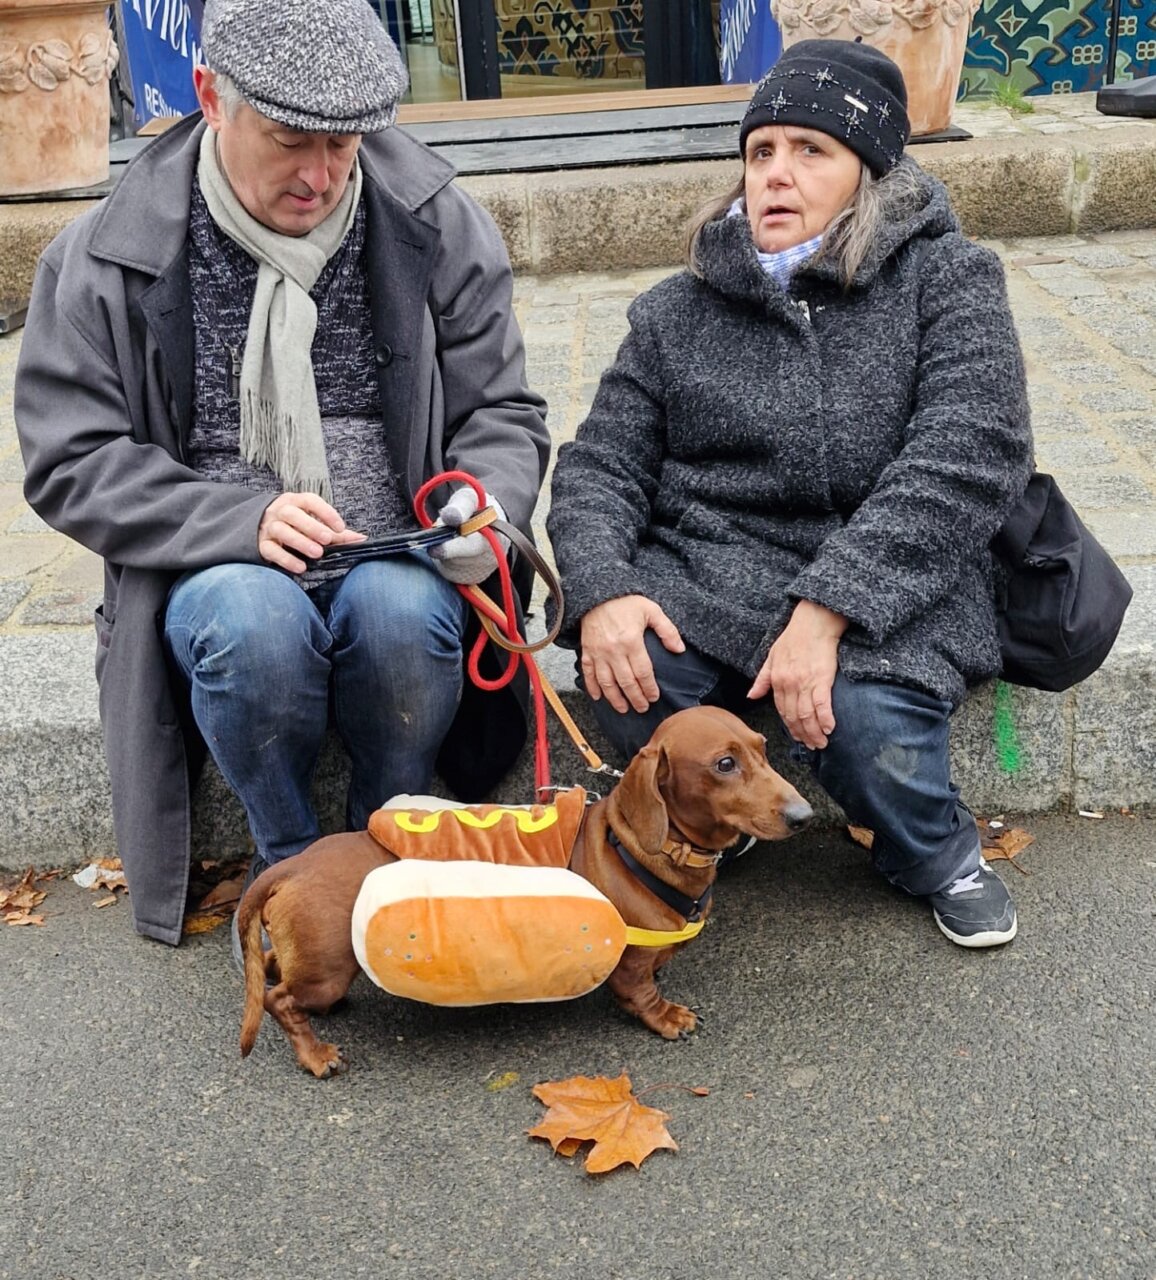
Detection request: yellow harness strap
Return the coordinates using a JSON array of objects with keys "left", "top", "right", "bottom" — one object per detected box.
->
[{"left": 624, "top": 919, "right": 705, "bottom": 948}]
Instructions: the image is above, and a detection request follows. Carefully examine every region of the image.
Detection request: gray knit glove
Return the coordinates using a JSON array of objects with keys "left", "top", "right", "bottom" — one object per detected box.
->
[{"left": 429, "top": 487, "right": 509, "bottom": 585}]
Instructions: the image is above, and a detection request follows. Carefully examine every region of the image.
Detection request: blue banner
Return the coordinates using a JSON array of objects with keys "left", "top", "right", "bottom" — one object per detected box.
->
[
  {"left": 118, "top": 0, "right": 205, "bottom": 128},
  {"left": 718, "top": 0, "right": 782, "bottom": 84}
]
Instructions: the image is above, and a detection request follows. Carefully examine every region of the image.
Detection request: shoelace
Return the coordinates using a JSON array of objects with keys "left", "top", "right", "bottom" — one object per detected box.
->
[{"left": 945, "top": 867, "right": 984, "bottom": 896}]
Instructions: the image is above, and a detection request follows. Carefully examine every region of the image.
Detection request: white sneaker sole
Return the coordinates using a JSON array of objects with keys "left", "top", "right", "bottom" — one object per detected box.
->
[{"left": 934, "top": 912, "right": 1018, "bottom": 948}]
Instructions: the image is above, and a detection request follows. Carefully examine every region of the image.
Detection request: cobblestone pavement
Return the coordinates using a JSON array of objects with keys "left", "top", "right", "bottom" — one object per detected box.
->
[{"left": 1, "top": 226, "right": 1155, "bottom": 634}]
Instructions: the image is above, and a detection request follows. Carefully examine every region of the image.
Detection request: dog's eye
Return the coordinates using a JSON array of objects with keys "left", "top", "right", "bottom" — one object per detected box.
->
[{"left": 716, "top": 756, "right": 738, "bottom": 774}]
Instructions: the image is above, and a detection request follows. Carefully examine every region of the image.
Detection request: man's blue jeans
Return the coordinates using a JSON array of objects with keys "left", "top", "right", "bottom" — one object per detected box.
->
[
  {"left": 580, "top": 633, "right": 980, "bottom": 897},
  {"left": 164, "top": 556, "right": 470, "bottom": 865}
]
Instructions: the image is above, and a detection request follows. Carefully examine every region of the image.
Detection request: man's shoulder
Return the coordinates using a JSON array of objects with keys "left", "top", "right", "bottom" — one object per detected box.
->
[{"left": 359, "top": 125, "right": 459, "bottom": 214}]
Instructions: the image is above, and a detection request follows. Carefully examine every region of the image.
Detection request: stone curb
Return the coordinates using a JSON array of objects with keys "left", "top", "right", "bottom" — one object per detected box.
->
[
  {"left": 3, "top": 111, "right": 1156, "bottom": 299},
  {"left": 2, "top": 562, "right": 1153, "bottom": 871}
]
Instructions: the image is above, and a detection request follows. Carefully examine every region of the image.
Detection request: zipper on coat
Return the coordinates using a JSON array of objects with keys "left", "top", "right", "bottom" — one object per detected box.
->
[{"left": 227, "top": 344, "right": 243, "bottom": 399}]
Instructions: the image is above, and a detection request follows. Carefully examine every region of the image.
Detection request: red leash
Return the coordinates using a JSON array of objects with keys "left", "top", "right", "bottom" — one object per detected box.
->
[{"left": 413, "top": 471, "right": 553, "bottom": 796}]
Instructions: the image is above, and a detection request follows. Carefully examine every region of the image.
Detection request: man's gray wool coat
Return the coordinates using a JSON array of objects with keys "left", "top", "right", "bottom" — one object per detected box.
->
[
  {"left": 16, "top": 116, "right": 548, "bottom": 945},
  {"left": 547, "top": 162, "right": 1033, "bottom": 707}
]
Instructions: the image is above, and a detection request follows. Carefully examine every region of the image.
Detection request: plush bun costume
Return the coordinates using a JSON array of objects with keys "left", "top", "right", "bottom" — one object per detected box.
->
[{"left": 351, "top": 788, "right": 701, "bottom": 1006}]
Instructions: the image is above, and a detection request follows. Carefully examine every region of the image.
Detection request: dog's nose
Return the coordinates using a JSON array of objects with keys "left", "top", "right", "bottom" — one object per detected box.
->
[{"left": 783, "top": 800, "right": 813, "bottom": 832}]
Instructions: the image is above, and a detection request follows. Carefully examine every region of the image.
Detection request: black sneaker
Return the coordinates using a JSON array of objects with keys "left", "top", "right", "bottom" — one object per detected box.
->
[
  {"left": 229, "top": 854, "right": 272, "bottom": 976},
  {"left": 928, "top": 859, "right": 1017, "bottom": 948}
]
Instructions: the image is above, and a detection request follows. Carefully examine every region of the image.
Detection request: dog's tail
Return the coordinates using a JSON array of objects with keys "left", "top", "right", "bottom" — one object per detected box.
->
[{"left": 238, "top": 878, "right": 272, "bottom": 1059}]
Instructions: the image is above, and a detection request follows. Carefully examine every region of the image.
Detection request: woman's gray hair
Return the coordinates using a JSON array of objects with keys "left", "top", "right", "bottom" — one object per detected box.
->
[
  {"left": 208, "top": 69, "right": 247, "bottom": 120},
  {"left": 684, "top": 161, "right": 924, "bottom": 288}
]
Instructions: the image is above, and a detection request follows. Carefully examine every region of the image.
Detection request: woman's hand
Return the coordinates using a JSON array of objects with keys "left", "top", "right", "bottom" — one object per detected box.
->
[
  {"left": 749, "top": 600, "right": 848, "bottom": 749},
  {"left": 579, "top": 595, "right": 685, "bottom": 714},
  {"left": 258, "top": 492, "right": 365, "bottom": 573}
]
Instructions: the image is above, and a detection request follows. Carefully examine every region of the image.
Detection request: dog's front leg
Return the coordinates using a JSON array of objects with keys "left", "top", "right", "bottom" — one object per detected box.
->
[
  {"left": 607, "top": 946, "right": 698, "bottom": 1040},
  {"left": 263, "top": 984, "right": 346, "bottom": 1078}
]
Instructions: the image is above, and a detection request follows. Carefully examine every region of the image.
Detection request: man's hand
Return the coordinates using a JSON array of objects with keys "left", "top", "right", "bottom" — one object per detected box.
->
[
  {"left": 429, "top": 486, "right": 509, "bottom": 585},
  {"left": 579, "top": 595, "right": 684, "bottom": 714},
  {"left": 749, "top": 600, "right": 848, "bottom": 749},
  {"left": 258, "top": 492, "right": 365, "bottom": 574}
]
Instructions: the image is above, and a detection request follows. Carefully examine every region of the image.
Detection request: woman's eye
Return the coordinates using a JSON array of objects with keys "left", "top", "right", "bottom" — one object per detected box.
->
[{"left": 716, "top": 756, "right": 737, "bottom": 774}]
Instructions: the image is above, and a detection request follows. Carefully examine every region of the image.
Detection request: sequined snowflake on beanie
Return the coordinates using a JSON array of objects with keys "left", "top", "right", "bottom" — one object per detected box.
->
[
  {"left": 200, "top": 0, "right": 409, "bottom": 134},
  {"left": 739, "top": 38, "right": 910, "bottom": 176}
]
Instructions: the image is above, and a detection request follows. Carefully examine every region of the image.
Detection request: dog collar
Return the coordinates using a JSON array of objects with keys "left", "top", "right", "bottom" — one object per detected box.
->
[{"left": 608, "top": 831, "right": 714, "bottom": 924}]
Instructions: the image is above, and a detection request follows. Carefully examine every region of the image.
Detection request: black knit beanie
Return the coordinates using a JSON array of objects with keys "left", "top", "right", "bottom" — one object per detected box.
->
[{"left": 738, "top": 38, "right": 910, "bottom": 176}]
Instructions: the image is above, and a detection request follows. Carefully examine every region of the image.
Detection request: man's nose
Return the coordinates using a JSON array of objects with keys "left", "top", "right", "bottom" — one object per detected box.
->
[{"left": 298, "top": 148, "right": 332, "bottom": 195}]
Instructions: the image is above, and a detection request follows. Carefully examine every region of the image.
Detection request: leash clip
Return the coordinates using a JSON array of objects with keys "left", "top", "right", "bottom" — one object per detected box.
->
[{"left": 588, "top": 762, "right": 625, "bottom": 780}]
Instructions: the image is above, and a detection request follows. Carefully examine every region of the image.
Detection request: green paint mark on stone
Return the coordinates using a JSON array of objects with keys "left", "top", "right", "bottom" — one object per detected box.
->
[{"left": 994, "top": 681, "right": 1023, "bottom": 774}]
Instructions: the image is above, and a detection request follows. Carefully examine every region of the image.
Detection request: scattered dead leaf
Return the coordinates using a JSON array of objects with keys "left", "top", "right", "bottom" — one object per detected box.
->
[
  {"left": 847, "top": 825, "right": 874, "bottom": 850},
  {"left": 978, "top": 819, "right": 1035, "bottom": 874},
  {"left": 197, "top": 877, "right": 243, "bottom": 911},
  {"left": 5, "top": 911, "right": 45, "bottom": 926},
  {"left": 182, "top": 855, "right": 251, "bottom": 935},
  {"left": 93, "top": 895, "right": 119, "bottom": 909},
  {"left": 182, "top": 913, "right": 231, "bottom": 936},
  {"left": 485, "top": 1071, "right": 520, "bottom": 1093},
  {"left": 529, "top": 1073, "right": 679, "bottom": 1174}
]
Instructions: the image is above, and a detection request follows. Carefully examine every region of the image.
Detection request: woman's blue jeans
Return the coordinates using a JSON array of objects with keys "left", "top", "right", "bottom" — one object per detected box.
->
[
  {"left": 164, "top": 556, "right": 470, "bottom": 865},
  {"left": 580, "top": 633, "right": 980, "bottom": 897}
]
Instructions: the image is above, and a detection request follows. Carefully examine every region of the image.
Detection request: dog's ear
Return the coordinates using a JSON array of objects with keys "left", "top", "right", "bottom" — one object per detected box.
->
[{"left": 609, "top": 742, "right": 670, "bottom": 856}]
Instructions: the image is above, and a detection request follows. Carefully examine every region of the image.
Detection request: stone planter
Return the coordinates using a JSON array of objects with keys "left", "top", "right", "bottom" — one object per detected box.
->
[
  {"left": 769, "top": 0, "right": 981, "bottom": 136},
  {"left": 0, "top": 0, "right": 118, "bottom": 197}
]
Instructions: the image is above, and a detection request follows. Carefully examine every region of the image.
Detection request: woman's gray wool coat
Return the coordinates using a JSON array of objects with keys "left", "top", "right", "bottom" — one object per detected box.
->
[
  {"left": 15, "top": 116, "right": 549, "bottom": 945},
  {"left": 547, "top": 162, "right": 1033, "bottom": 707}
]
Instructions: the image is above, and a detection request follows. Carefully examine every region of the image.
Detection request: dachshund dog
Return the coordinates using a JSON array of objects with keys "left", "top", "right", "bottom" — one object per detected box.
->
[{"left": 237, "top": 705, "right": 813, "bottom": 1077}]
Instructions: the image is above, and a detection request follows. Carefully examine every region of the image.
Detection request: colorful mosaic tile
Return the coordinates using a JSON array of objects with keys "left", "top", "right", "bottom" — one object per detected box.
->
[{"left": 961, "top": 0, "right": 1156, "bottom": 97}]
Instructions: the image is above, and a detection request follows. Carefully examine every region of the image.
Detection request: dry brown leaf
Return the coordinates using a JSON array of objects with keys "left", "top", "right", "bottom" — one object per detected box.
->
[
  {"left": 847, "top": 825, "right": 875, "bottom": 850},
  {"left": 182, "top": 912, "right": 231, "bottom": 936},
  {"left": 528, "top": 1073, "right": 678, "bottom": 1174},
  {"left": 197, "top": 876, "right": 243, "bottom": 910},
  {"left": 93, "top": 895, "right": 119, "bottom": 909},
  {"left": 72, "top": 857, "right": 127, "bottom": 892},
  {"left": 1, "top": 868, "right": 54, "bottom": 925},
  {"left": 978, "top": 819, "right": 1035, "bottom": 874},
  {"left": 5, "top": 911, "right": 45, "bottom": 927}
]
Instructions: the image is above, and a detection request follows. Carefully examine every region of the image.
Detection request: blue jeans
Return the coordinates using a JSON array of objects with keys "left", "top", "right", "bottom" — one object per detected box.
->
[
  {"left": 164, "top": 556, "right": 470, "bottom": 864},
  {"left": 580, "top": 633, "right": 980, "bottom": 897}
]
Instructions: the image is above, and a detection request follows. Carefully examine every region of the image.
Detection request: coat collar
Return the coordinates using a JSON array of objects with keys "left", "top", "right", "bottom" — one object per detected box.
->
[{"left": 697, "top": 159, "right": 960, "bottom": 305}]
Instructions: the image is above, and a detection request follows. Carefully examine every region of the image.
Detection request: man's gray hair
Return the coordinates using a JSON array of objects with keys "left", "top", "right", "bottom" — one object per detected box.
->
[
  {"left": 208, "top": 69, "right": 246, "bottom": 120},
  {"left": 684, "top": 161, "right": 924, "bottom": 288}
]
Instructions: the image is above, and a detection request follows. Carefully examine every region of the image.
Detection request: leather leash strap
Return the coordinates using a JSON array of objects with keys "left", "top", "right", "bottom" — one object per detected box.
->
[{"left": 463, "top": 518, "right": 622, "bottom": 781}]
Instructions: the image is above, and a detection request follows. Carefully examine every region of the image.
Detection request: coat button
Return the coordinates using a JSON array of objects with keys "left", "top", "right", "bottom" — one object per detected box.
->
[{"left": 375, "top": 344, "right": 394, "bottom": 367}]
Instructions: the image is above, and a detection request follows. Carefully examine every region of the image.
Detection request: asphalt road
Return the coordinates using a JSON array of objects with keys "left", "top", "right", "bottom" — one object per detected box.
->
[{"left": 2, "top": 811, "right": 1154, "bottom": 1280}]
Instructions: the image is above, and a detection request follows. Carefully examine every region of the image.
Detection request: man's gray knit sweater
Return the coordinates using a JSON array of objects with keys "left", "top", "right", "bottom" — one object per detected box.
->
[{"left": 546, "top": 163, "right": 1033, "bottom": 708}]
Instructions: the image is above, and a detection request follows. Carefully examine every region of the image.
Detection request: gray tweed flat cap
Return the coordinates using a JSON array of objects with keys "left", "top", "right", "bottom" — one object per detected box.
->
[{"left": 200, "top": 0, "right": 409, "bottom": 134}]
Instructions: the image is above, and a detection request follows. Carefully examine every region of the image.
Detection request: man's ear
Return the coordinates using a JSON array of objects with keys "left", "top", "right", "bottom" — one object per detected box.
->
[{"left": 193, "top": 66, "right": 223, "bottom": 129}]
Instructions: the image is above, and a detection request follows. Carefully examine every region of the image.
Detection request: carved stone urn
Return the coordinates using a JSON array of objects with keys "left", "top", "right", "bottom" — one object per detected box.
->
[
  {"left": 0, "top": 0, "right": 119, "bottom": 196},
  {"left": 769, "top": 0, "right": 981, "bottom": 136}
]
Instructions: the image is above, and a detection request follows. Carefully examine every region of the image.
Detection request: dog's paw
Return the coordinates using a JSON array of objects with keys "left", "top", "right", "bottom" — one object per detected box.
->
[
  {"left": 304, "top": 1042, "right": 347, "bottom": 1079},
  {"left": 649, "top": 1001, "right": 699, "bottom": 1040}
]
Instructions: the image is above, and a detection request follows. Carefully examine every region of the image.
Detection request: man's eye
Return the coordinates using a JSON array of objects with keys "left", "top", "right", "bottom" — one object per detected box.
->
[{"left": 716, "top": 756, "right": 737, "bottom": 774}]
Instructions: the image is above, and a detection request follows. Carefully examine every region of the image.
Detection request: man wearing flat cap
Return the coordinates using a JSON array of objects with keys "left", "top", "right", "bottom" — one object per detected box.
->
[{"left": 15, "top": 0, "right": 550, "bottom": 950}]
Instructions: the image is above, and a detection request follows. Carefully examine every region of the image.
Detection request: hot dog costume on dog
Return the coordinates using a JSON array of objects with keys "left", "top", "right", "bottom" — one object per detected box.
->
[{"left": 351, "top": 788, "right": 703, "bottom": 1006}]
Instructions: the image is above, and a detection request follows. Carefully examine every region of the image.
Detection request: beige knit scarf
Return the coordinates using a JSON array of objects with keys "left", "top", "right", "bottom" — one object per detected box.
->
[{"left": 196, "top": 127, "right": 363, "bottom": 500}]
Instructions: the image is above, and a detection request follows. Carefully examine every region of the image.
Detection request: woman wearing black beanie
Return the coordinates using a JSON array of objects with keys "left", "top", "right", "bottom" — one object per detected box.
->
[{"left": 548, "top": 39, "right": 1034, "bottom": 949}]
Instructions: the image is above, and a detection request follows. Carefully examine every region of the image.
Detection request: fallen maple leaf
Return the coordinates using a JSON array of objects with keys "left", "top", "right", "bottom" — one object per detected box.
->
[
  {"left": 1, "top": 868, "right": 54, "bottom": 926},
  {"left": 528, "top": 1073, "right": 678, "bottom": 1174},
  {"left": 847, "top": 825, "right": 875, "bottom": 850},
  {"left": 978, "top": 819, "right": 1035, "bottom": 874}
]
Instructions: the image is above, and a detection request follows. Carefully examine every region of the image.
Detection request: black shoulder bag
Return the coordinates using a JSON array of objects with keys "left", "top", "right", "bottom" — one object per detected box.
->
[{"left": 991, "top": 471, "right": 1132, "bottom": 692}]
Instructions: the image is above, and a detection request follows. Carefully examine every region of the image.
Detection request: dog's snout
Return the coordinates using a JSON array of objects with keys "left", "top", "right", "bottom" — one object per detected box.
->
[{"left": 783, "top": 800, "right": 813, "bottom": 832}]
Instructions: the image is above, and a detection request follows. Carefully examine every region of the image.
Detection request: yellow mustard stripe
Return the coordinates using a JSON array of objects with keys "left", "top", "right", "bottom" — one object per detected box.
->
[
  {"left": 624, "top": 920, "right": 705, "bottom": 948},
  {"left": 392, "top": 806, "right": 560, "bottom": 835}
]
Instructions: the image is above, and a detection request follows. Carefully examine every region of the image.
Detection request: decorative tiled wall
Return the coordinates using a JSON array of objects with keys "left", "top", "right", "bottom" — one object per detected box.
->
[{"left": 960, "top": 0, "right": 1156, "bottom": 97}]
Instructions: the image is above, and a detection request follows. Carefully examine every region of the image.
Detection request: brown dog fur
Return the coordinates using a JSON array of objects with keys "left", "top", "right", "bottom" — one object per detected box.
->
[{"left": 237, "top": 705, "right": 812, "bottom": 1076}]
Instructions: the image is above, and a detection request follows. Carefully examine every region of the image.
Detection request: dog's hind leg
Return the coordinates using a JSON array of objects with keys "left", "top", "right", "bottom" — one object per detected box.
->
[{"left": 263, "top": 981, "right": 348, "bottom": 1078}]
